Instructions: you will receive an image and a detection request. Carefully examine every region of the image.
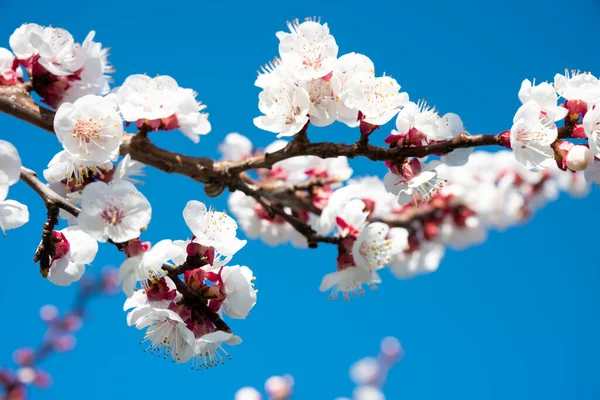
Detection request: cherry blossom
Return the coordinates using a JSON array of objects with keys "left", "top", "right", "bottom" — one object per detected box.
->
[
  {"left": 219, "top": 133, "right": 253, "bottom": 161},
  {"left": 518, "top": 79, "right": 568, "bottom": 121},
  {"left": 351, "top": 222, "right": 391, "bottom": 273},
  {"left": 253, "top": 80, "right": 310, "bottom": 137},
  {"left": 78, "top": 180, "right": 152, "bottom": 243},
  {"left": 0, "top": 140, "right": 28, "bottom": 235},
  {"left": 219, "top": 265, "right": 257, "bottom": 319},
  {"left": 46, "top": 226, "right": 98, "bottom": 286},
  {"left": 54, "top": 95, "right": 123, "bottom": 163},
  {"left": 319, "top": 267, "right": 382, "bottom": 301},
  {"left": 332, "top": 52, "right": 375, "bottom": 127},
  {"left": 510, "top": 101, "right": 559, "bottom": 172},
  {"left": 135, "top": 307, "right": 196, "bottom": 363},
  {"left": 183, "top": 201, "right": 246, "bottom": 262},
  {"left": 185, "top": 331, "right": 242, "bottom": 369},
  {"left": 43, "top": 150, "right": 113, "bottom": 188},
  {"left": 583, "top": 104, "right": 600, "bottom": 158},
  {"left": 118, "top": 240, "right": 185, "bottom": 297},
  {"left": 60, "top": 32, "right": 113, "bottom": 103},
  {"left": 554, "top": 70, "right": 600, "bottom": 107},
  {"left": 384, "top": 160, "right": 446, "bottom": 206},
  {"left": 341, "top": 73, "right": 408, "bottom": 129},
  {"left": 9, "top": 24, "right": 87, "bottom": 76},
  {"left": 116, "top": 75, "right": 211, "bottom": 142},
  {"left": 277, "top": 19, "right": 338, "bottom": 81}
]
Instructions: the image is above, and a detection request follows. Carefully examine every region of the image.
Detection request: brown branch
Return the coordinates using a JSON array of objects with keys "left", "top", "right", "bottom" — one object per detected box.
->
[
  {"left": 19, "top": 166, "right": 82, "bottom": 276},
  {"left": 19, "top": 167, "right": 81, "bottom": 216},
  {"left": 1, "top": 84, "right": 528, "bottom": 189}
]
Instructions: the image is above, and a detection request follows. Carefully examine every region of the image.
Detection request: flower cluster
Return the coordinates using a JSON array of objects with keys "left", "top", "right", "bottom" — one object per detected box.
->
[
  {"left": 253, "top": 18, "right": 408, "bottom": 137},
  {"left": 7, "top": 24, "right": 112, "bottom": 108},
  {"left": 122, "top": 201, "right": 255, "bottom": 367}
]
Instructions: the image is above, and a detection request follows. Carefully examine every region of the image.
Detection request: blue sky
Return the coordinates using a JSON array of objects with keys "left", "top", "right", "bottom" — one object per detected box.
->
[{"left": 1, "top": 0, "right": 600, "bottom": 399}]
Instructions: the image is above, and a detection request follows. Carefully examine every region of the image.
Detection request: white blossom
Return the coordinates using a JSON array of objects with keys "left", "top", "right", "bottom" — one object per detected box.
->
[
  {"left": 389, "top": 241, "right": 445, "bottom": 279},
  {"left": 183, "top": 200, "right": 246, "bottom": 259},
  {"left": 118, "top": 240, "right": 185, "bottom": 297},
  {"left": 254, "top": 80, "right": 310, "bottom": 137},
  {"left": 47, "top": 226, "right": 98, "bottom": 286},
  {"left": 351, "top": 222, "right": 391, "bottom": 272},
  {"left": 554, "top": 70, "right": 600, "bottom": 104},
  {"left": 219, "top": 133, "right": 253, "bottom": 161},
  {"left": 61, "top": 32, "right": 113, "bottom": 103},
  {"left": 277, "top": 19, "right": 338, "bottom": 81},
  {"left": 0, "top": 140, "right": 28, "bottom": 234},
  {"left": 583, "top": 105, "right": 600, "bottom": 158},
  {"left": 54, "top": 94, "right": 123, "bottom": 163},
  {"left": 220, "top": 265, "right": 257, "bottom": 319},
  {"left": 135, "top": 307, "right": 196, "bottom": 363},
  {"left": 341, "top": 73, "right": 408, "bottom": 126},
  {"left": 43, "top": 150, "right": 112, "bottom": 187},
  {"left": 518, "top": 79, "right": 568, "bottom": 121},
  {"left": 384, "top": 161, "right": 446, "bottom": 206},
  {"left": 78, "top": 180, "right": 151, "bottom": 243},
  {"left": 10, "top": 24, "right": 87, "bottom": 76},
  {"left": 116, "top": 75, "right": 210, "bottom": 142},
  {"left": 332, "top": 53, "right": 375, "bottom": 127},
  {"left": 319, "top": 267, "right": 381, "bottom": 301},
  {"left": 510, "top": 101, "right": 558, "bottom": 172}
]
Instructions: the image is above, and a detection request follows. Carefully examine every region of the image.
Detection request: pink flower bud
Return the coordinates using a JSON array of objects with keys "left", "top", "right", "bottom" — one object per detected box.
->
[
  {"left": 63, "top": 315, "right": 83, "bottom": 332},
  {"left": 52, "top": 231, "right": 70, "bottom": 260},
  {"left": 123, "top": 239, "right": 151, "bottom": 258},
  {"left": 0, "top": 369, "right": 15, "bottom": 385},
  {"left": 39, "top": 305, "right": 58, "bottom": 323},
  {"left": 53, "top": 335, "right": 76, "bottom": 353},
  {"left": 380, "top": 336, "right": 404, "bottom": 363},
  {"left": 498, "top": 130, "right": 512, "bottom": 149},
  {"left": 12, "top": 348, "right": 34, "bottom": 366},
  {"left": 566, "top": 145, "right": 594, "bottom": 171},
  {"left": 33, "top": 370, "right": 52, "bottom": 389}
]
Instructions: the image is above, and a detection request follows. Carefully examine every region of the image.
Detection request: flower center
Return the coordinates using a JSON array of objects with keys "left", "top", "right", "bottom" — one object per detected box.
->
[
  {"left": 73, "top": 119, "right": 103, "bottom": 156},
  {"left": 101, "top": 202, "right": 124, "bottom": 225}
]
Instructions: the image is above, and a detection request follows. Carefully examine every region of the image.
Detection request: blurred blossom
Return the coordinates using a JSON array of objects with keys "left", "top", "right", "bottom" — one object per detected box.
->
[
  {"left": 265, "top": 375, "right": 294, "bottom": 399},
  {"left": 350, "top": 357, "right": 380, "bottom": 385},
  {"left": 16, "top": 367, "right": 35, "bottom": 384},
  {"left": 53, "top": 335, "right": 76, "bottom": 352},
  {"left": 39, "top": 305, "right": 58, "bottom": 323},
  {"left": 380, "top": 336, "right": 403, "bottom": 363},
  {"left": 235, "top": 386, "right": 263, "bottom": 400},
  {"left": 353, "top": 385, "right": 385, "bottom": 400},
  {"left": 63, "top": 315, "right": 83, "bottom": 332},
  {"left": 33, "top": 370, "right": 52, "bottom": 389},
  {"left": 12, "top": 348, "right": 34, "bottom": 366}
]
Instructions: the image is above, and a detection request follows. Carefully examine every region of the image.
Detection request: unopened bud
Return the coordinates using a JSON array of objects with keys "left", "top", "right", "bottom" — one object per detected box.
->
[
  {"left": 52, "top": 231, "right": 70, "bottom": 260},
  {"left": 566, "top": 145, "right": 594, "bottom": 171}
]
